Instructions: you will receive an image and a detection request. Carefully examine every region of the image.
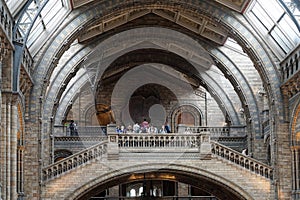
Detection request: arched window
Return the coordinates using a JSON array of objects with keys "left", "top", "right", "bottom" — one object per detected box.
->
[
  {"left": 138, "top": 186, "right": 143, "bottom": 196},
  {"left": 130, "top": 188, "right": 136, "bottom": 197},
  {"left": 291, "top": 103, "right": 300, "bottom": 192}
]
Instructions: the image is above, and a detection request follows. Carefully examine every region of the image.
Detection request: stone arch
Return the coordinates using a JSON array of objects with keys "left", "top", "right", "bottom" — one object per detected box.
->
[
  {"left": 107, "top": 64, "right": 197, "bottom": 127},
  {"left": 17, "top": 103, "right": 25, "bottom": 195},
  {"left": 17, "top": 103, "right": 25, "bottom": 145},
  {"left": 65, "top": 164, "right": 255, "bottom": 200},
  {"left": 33, "top": 2, "right": 277, "bottom": 142},
  {"left": 171, "top": 104, "right": 203, "bottom": 132},
  {"left": 290, "top": 98, "right": 300, "bottom": 192},
  {"left": 291, "top": 99, "right": 300, "bottom": 146},
  {"left": 83, "top": 104, "right": 98, "bottom": 126}
]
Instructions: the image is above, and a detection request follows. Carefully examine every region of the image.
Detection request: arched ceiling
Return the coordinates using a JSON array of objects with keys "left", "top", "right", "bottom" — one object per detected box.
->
[
  {"left": 42, "top": 3, "right": 257, "bottom": 127},
  {"left": 13, "top": 0, "right": 298, "bottom": 139}
]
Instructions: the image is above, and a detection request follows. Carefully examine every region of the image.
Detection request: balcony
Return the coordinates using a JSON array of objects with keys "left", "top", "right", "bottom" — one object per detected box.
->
[
  {"left": 53, "top": 125, "right": 247, "bottom": 153},
  {"left": 281, "top": 44, "right": 300, "bottom": 98}
]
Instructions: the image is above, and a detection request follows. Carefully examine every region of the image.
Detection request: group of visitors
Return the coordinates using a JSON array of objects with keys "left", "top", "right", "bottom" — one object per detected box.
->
[
  {"left": 116, "top": 119, "right": 171, "bottom": 134},
  {"left": 68, "top": 118, "right": 172, "bottom": 135}
]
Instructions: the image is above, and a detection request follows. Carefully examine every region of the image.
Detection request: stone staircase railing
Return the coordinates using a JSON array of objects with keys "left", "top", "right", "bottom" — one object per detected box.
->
[
  {"left": 211, "top": 141, "right": 273, "bottom": 180},
  {"left": 42, "top": 141, "right": 107, "bottom": 181}
]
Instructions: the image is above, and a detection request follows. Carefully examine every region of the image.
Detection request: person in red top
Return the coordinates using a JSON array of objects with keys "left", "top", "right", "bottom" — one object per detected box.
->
[{"left": 141, "top": 118, "right": 149, "bottom": 133}]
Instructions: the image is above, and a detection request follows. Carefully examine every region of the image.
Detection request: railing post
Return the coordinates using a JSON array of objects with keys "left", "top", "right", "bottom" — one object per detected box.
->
[
  {"left": 200, "top": 132, "right": 211, "bottom": 159},
  {"left": 107, "top": 124, "right": 119, "bottom": 160}
]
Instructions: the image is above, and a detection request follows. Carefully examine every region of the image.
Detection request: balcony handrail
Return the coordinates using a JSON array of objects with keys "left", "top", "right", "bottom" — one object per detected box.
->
[
  {"left": 211, "top": 141, "right": 273, "bottom": 179},
  {"left": 178, "top": 125, "right": 246, "bottom": 137},
  {"left": 0, "top": 0, "right": 13, "bottom": 41},
  {"left": 42, "top": 140, "right": 107, "bottom": 181},
  {"left": 118, "top": 133, "right": 203, "bottom": 148}
]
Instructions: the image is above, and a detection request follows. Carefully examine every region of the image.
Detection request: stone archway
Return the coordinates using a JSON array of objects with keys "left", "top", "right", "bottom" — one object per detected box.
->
[
  {"left": 65, "top": 164, "right": 256, "bottom": 200},
  {"left": 291, "top": 101, "right": 300, "bottom": 194},
  {"left": 171, "top": 104, "right": 203, "bottom": 132}
]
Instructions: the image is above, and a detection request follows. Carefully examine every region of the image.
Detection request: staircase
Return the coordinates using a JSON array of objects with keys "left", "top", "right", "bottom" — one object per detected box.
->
[{"left": 41, "top": 136, "right": 274, "bottom": 200}]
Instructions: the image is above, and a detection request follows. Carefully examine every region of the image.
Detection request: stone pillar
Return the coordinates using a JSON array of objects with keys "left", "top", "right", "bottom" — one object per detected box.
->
[
  {"left": 108, "top": 185, "right": 119, "bottom": 197},
  {"left": 0, "top": 40, "right": 8, "bottom": 200},
  {"left": 5, "top": 93, "right": 11, "bottom": 200},
  {"left": 274, "top": 122, "right": 292, "bottom": 199},
  {"left": 200, "top": 132, "right": 211, "bottom": 159},
  {"left": 1, "top": 92, "right": 18, "bottom": 200},
  {"left": 107, "top": 124, "right": 119, "bottom": 160},
  {"left": 177, "top": 182, "right": 189, "bottom": 197},
  {"left": 11, "top": 96, "right": 18, "bottom": 200},
  {"left": 0, "top": 94, "right": 7, "bottom": 200}
]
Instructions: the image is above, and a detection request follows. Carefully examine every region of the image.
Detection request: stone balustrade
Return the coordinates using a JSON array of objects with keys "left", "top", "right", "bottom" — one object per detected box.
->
[
  {"left": 53, "top": 125, "right": 107, "bottom": 136},
  {"left": 21, "top": 47, "right": 34, "bottom": 76},
  {"left": 45, "top": 124, "right": 272, "bottom": 182},
  {"left": 106, "top": 128, "right": 212, "bottom": 160},
  {"left": 177, "top": 125, "right": 246, "bottom": 137},
  {"left": 281, "top": 44, "right": 300, "bottom": 82},
  {"left": 43, "top": 142, "right": 107, "bottom": 181},
  {"left": 280, "top": 44, "right": 300, "bottom": 98},
  {"left": 117, "top": 133, "right": 201, "bottom": 148},
  {"left": 0, "top": 0, "right": 12, "bottom": 41},
  {"left": 211, "top": 141, "right": 273, "bottom": 179}
]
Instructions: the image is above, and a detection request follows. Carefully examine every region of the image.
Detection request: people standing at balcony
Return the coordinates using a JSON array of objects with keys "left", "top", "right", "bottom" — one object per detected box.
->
[
  {"left": 133, "top": 122, "right": 140, "bottom": 133},
  {"left": 149, "top": 125, "right": 158, "bottom": 133},
  {"left": 159, "top": 125, "right": 166, "bottom": 133},
  {"left": 127, "top": 124, "right": 133, "bottom": 133},
  {"left": 116, "top": 126, "right": 126, "bottom": 134},
  {"left": 69, "top": 120, "right": 77, "bottom": 136},
  {"left": 164, "top": 121, "right": 171, "bottom": 133},
  {"left": 141, "top": 118, "right": 149, "bottom": 133},
  {"left": 120, "top": 125, "right": 126, "bottom": 133}
]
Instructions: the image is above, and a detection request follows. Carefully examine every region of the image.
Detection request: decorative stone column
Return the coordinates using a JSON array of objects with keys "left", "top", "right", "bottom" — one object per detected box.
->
[
  {"left": 107, "top": 124, "right": 119, "bottom": 160},
  {"left": 199, "top": 131, "right": 211, "bottom": 159},
  {"left": 1, "top": 92, "right": 18, "bottom": 200}
]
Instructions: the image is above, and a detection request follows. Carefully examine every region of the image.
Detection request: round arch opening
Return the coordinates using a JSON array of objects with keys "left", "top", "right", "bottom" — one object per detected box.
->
[{"left": 73, "top": 170, "right": 251, "bottom": 200}]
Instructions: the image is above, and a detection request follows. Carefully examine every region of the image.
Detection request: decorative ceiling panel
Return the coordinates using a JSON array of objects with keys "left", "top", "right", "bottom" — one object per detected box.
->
[
  {"left": 214, "top": 0, "right": 253, "bottom": 13},
  {"left": 78, "top": 9, "right": 228, "bottom": 45}
]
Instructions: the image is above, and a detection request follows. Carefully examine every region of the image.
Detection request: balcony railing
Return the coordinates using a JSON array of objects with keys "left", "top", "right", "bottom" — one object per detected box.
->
[
  {"left": 0, "top": 0, "right": 12, "bottom": 41},
  {"left": 211, "top": 141, "right": 273, "bottom": 180},
  {"left": 53, "top": 125, "right": 107, "bottom": 136},
  {"left": 44, "top": 127, "right": 272, "bottom": 182},
  {"left": 281, "top": 44, "right": 300, "bottom": 83},
  {"left": 118, "top": 133, "right": 201, "bottom": 149},
  {"left": 53, "top": 125, "right": 247, "bottom": 153},
  {"left": 177, "top": 125, "right": 246, "bottom": 137}
]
